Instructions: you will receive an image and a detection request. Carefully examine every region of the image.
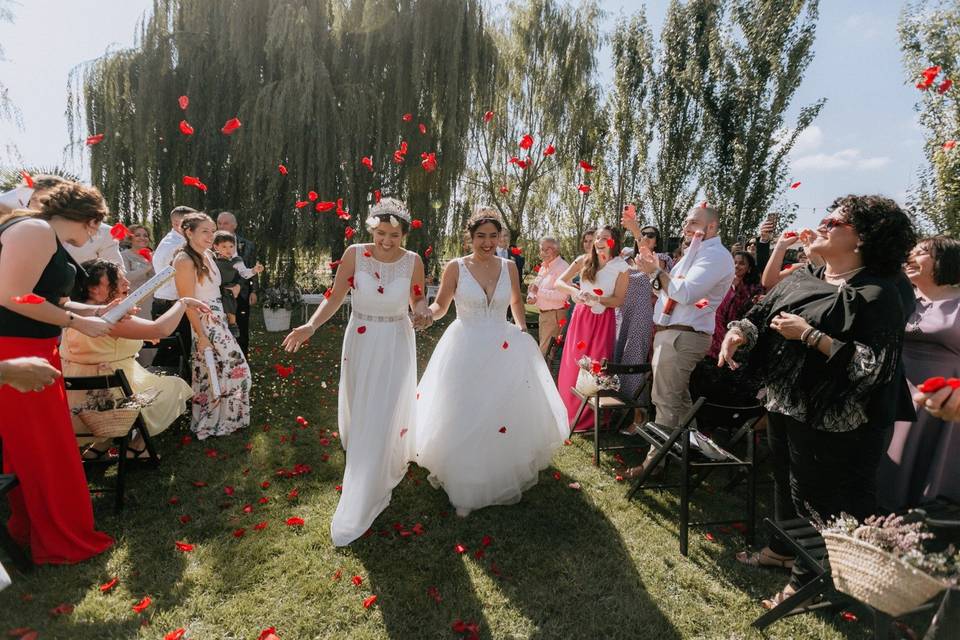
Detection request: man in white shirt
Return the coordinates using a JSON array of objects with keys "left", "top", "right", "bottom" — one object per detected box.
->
[
  {"left": 526, "top": 236, "right": 570, "bottom": 356},
  {"left": 150, "top": 206, "right": 195, "bottom": 377},
  {"left": 496, "top": 230, "right": 510, "bottom": 258},
  {"left": 62, "top": 222, "right": 124, "bottom": 267},
  {"left": 635, "top": 205, "right": 735, "bottom": 430}
]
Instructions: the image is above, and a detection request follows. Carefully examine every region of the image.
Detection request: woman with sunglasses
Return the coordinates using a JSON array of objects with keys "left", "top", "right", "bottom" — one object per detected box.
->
[
  {"left": 718, "top": 195, "right": 917, "bottom": 608},
  {"left": 616, "top": 210, "right": 675, "bottom": 433}
]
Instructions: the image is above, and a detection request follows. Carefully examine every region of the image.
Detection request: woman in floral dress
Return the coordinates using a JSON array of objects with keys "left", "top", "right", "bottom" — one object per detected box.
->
[{"left": 173, "top": 212, "right": 250, "bottom": 439}]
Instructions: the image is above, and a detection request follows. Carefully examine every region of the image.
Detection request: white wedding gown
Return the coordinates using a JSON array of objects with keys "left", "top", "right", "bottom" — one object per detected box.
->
[
  {"left": 414, "top": 257, "right": 569, "bottom": 515},
  {"left": 330, "top": 246, "right": 417, "bottom": 546}
]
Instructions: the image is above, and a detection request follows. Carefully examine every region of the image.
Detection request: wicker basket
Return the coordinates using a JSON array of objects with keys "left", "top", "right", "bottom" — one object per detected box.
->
[
  {"left": 76, "top": 407, "right": 139, "bottom": 439},
  {"left": 823, "top": 531, "right": 947, "bottom": 616}
]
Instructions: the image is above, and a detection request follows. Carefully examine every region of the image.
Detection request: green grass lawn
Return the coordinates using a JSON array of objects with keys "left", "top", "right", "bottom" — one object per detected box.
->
[{"left": 0, "top": 314, "right": 893, "bottom": 639}]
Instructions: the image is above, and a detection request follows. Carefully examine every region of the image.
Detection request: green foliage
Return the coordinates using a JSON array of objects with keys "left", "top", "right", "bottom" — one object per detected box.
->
[
  {"left": 900, "top": 0, "right": 960, "bottom": 236},
  {"left": 466, "top": 0, "right": 604, "bottom": 244},
  {"left": 0, "top": 166, "right": 82, "bottom": 191},
  {"left": 698, "top": 0, "right": 825, "bottom": 243},
  {"left": 68, "top": 0, "right": 492, "bottom": 280}
]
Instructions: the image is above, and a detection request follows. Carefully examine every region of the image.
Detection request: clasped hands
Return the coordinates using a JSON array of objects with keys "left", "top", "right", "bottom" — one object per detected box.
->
[
  {"left": 718, "top": 312, "right": 812, "bottom": 370},
  {"left": 410, "top": 308, "right": 434, "bottom": 331}
]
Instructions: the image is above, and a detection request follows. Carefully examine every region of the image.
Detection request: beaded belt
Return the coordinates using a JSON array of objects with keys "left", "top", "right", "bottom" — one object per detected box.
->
[{"left": 353, "top": 311, "right": 408, "bottom": 323}]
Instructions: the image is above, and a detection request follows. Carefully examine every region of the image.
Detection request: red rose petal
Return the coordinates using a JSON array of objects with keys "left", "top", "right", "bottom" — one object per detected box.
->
[
  {"left": 411, "top": 219, "right": 423, "bottom": 229},
  {"left": 85, "top": 133, "right": 105, "bottom": 146},
  {"left": 498, "top": 426, "right": 507, "bottom": 434},
  {"left": 178, "top": 95, "right": 189, "bottom": 110},
  {"left": 352, "top": 575, "right": 363, "bottom": 586},
  {"left": 357, "top": 325, "right": 367, "bottom": 334},
  {"left": 132, "top": 596, "right": 152, "bottom": 613},
  {"left": 11, "top": 294, "right": 45, "bottom": 305},
  {"left": 175, "top": 541, "right": 194, "bottom": 552},
  {"left": 483, "top": 110, "right": 494, "bottom": 122},
  {"left": 233, "top": 528, "right": 246, "bottom": 538},
  {"left": 99, "top": 577, "right": 119, "bottom": 592},
  {"left": 220, "top": 117, "right": 242, "bottom": 135},
  {"left": 576, "top": 340, "right": 587, "bottom": 350},
  {"left": 919, "top": 376, "right": 948, "bottom": 393},
  {"left": 579, "top": 160, "right": 594, "bottom": 172},
  {"left": 164, "top": 629, "right": 187, "bottom": 640},
  {"left": 454, "top": 543, "right": 468, "bottom": 554},
  {"left": 278, "top": 164, "right": 288, "bottom": 175},
  {"left": 578, "top": 183, "right": 591, "bottom": 194},
  {"left": 178, "top": 120, "right": 194, "bottom": 136},
  {"left": 362, "top": 595, "right": 378, "bottom": 609},
  {"left": 20, "top": 170, "right": 34, "bottom": 188},
  {"left": 286, "top": 516, "right": 305, "bottom": 527},
  {"left": 49, "top": 603, "right": 74, "bottom": 616}
]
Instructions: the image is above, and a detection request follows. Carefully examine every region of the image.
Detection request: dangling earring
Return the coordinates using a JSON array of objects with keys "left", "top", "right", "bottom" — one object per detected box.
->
[{"left": 854, "top": 244, "right": 861, "bottom": 253}]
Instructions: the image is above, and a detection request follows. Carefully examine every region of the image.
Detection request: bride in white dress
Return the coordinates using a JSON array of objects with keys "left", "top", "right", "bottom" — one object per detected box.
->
[
  {"left": 283, "top": 199, "right": 431, "bottom": 546},
  {"left": 413, "top": 208, "right": 569, "bottom": 516}
]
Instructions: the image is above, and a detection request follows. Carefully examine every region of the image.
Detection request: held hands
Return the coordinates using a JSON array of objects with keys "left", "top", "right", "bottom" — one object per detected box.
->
[
  {"left": 282, "top": 323, "right": 316, "bottom": 353},
  {"left": 410, "top": 309, "right": 434, "bottom": 331},
  {"left": 717, "top": 330, "right": 746, "bottom": 369},
  {"left": 769, "top": 312, "right": 811, "bottom": 341}
]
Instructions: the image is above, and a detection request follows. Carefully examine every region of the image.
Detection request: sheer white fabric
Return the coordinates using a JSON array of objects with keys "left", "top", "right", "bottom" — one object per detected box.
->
[
  {"left": 330, "top": 245, "right": 417, "bottom": 545},
  {"left": 413, "top": 257, "right": 569, "bottom": 516}
]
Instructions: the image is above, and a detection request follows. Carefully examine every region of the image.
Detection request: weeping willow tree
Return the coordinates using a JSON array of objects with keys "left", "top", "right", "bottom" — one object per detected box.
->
[{"left": 67, "top": 0, "right": 493, "bottom": 281}]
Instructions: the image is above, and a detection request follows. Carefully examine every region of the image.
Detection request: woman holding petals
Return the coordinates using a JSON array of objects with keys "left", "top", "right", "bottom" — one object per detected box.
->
[
  {"left": 554, "top": 225, "right": 630, "bottom": 431},
  {"left": 283, "top": 198, "right": 431, "bottom": 546},
  {"left": 413, "top": 208, "right": 568, "bottom": 517}
]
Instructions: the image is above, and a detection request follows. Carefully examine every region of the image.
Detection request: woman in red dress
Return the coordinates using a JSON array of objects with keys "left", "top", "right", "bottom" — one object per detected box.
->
[{"left": 0, "top": 180, "right": 114, "bottom": 564}]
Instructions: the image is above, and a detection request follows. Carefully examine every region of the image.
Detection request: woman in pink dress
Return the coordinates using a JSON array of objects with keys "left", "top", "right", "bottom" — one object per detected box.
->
[{"left": 555, "top": 225, "right": 630, "bottom": 431}]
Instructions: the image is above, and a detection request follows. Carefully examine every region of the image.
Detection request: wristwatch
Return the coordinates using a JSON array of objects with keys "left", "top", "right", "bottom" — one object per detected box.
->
[{"left": 650, "top": 267, "right": 663, "bottom": 290}]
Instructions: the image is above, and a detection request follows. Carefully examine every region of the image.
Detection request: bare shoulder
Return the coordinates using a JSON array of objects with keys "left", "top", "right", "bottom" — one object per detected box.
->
[
  {"left": 2, "top": 216, "right": 54, "bottom": 242},
  {"left": 172, "top": 252, "right": 195, "bottom": 270}
]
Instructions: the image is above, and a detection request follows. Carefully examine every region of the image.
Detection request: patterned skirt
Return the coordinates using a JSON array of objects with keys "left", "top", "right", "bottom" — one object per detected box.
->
[{"left": 191, "top": 299, "right": 251, "bottom": 439}]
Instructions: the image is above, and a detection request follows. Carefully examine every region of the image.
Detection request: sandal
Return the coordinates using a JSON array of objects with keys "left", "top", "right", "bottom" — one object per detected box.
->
[
  {"left": 736, "top": 547, "right": 795, "bottom": 570},
  {"left": 124, "top": 445, "right": 157, "bottom": 461},
  {"left": 81, "top": 445, "right": 114, "bottom": 461},
  {"left": 760, "top": 585, "right": 822, "bottom": 611},
  {"left": 619, "top": 423, "right": 644, "bottom": 436}
]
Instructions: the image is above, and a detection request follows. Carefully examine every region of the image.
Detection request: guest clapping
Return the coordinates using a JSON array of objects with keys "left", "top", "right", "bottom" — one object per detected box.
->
[
  {"left": 555, "top": 225, "right": 630, "bottom": 431},
  {"left": 718, "top": 195, "right": 916, "bottom": 608},
  {"left": 527, "top": 236, "right": 570, "bottom": 355},
  {"left": 0, "top": 182, "right": 115, "bottom": 564}
]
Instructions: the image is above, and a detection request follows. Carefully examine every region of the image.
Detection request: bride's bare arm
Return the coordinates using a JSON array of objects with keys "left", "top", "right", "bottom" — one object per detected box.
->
[
  {"left": 428, "top": 260, "right": 459, "bottom": 321},
  {"left": 506, "top": 260, "right": 527, "bottom": 331},
  {"left": 282, "top": 246, "right": 357, "bottom": 352}
]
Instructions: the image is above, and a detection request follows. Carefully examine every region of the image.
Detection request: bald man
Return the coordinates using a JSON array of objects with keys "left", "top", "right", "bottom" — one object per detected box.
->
[
  {"left": 217, "top": 211, "right": 258, "bottom": 356},
  {"left": 635, "top": 205, "right": 735, "bottom": 432}
]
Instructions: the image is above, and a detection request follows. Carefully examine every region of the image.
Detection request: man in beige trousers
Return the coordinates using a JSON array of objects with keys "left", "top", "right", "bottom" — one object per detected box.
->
[{"left": 635, "top": 205, "right": 735, "bottom": 432}]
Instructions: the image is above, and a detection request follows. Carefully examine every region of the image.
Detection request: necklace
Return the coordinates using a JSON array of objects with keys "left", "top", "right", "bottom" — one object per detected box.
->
[{"left": 824, "top": 266, "right": 865, "bottom": 279}]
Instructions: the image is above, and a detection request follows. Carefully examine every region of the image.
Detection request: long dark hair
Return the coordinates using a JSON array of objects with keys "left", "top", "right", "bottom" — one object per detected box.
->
[
  {"left": 828, "top": 195, "right": 917, "bottom": 277},
  {"left": 636, "top": 225, "right": 661, "bottom": 253},
  {"left": 583, "top": 225, "right": 621, "bottom": 283},
  {"left": 916, "top": 236, "right": 960, "bottom": 286},
  {"left": 74, "top": 259, "right": 122, "bottom": 303},
  {"left": 733, "top": 250, "right": 760, "bottom": 286},
  {"left": 177, "top": 212, "right": 213, "bottom": 283}
]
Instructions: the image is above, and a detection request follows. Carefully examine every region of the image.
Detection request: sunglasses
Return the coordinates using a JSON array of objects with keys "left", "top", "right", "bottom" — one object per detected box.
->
[
  {"left": 819, "top": 217, "right": 853, "bottom": 231},
  {"left": 640, "top": 231, "right": 657, "bottom": 239}
]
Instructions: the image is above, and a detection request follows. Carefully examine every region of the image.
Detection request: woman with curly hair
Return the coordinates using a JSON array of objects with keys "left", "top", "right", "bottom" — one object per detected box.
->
[
  {"left": 0, "top": 182, "right": 115, "bottom": 564},
  {"left": 718, "top": 195, "right": 917, "bottom": 607}
]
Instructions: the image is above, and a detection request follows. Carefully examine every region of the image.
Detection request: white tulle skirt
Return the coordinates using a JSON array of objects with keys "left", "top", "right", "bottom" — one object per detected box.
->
[
  {"left": 330, "top": 314, "right": 416, "bottom": 546},
  {"left": 413, "top": 319, "right": 569, "bottom": 515}
]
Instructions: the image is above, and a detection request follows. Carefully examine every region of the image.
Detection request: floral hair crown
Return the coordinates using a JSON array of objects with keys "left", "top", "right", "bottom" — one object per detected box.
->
[{"left": 365, "top": 198, "right": 411, "bottom": 230}]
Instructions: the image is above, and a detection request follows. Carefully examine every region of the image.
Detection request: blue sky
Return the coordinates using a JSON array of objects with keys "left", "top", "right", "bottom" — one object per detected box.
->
[{"left": 0, "top": 0, "right": 925, "bottom": 231}]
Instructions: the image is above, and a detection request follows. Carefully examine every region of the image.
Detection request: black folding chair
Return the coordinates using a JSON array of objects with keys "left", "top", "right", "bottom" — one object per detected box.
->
[
  {"left": 65, "top": 370, "right": 160, "bottom": 513},
  {"left": 145, "top": 332, "right": 189, "bottom": 380},
  {"left": 626, "top": 397, "right": 757, "bottom": 555},
  {"left": 568, "top": 360, "right": 652, "bottom": 466},
  {"left": 0, "top": 438, "right": 32, "bottom": 572}
]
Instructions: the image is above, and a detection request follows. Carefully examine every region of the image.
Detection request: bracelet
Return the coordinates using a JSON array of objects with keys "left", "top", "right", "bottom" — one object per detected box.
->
[
  {"left": 806, "top": 330, "right": 822, "bottom": 348},
  {"left": 812, "top": 331, "right": 826, "bottom": 350},
  {"left": 65, "top": 311, "right": 75, "bottom": 327},
  {"left": 800, "top": 327, "right": 814, "bottom": 343}
]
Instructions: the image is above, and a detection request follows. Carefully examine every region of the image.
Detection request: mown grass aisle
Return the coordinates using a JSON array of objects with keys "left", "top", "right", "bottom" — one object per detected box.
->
[{"left": 0, "top": 318, "right": 874, "bottom": 639}]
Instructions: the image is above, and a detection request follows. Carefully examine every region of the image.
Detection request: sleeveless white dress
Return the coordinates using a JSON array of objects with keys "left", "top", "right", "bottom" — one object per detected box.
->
[
  {"left": 414, "top": 257, "right": 569, "bottom": 516},
  {"left": 330, "top": 245, "right": 417, "bottom": 546}
]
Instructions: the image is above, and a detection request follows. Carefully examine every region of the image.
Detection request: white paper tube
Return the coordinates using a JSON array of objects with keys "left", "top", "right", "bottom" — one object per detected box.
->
[
  {"left": 204, "top": 347, "right": 221, "bottom": 398},
  {"left": 102, "top": 266, "right": 175, "bottom": 324}
]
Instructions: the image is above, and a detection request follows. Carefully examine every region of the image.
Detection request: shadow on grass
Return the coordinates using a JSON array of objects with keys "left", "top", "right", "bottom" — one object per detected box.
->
[{"left": 351, "top": 463, "right": 682, "bottom": 640}]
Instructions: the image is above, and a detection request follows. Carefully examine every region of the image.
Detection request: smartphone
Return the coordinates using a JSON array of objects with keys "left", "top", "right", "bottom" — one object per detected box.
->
[
  {"left": 623, "top": 203, "right": 637, "bottom": 221},
  {"left": 766, "top": 212, "right": 779, "bottom": 226}
]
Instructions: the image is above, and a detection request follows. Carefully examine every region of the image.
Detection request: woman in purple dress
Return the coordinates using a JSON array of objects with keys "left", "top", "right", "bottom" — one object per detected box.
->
[{"left": 878, "top": 236, "right": 960, "bottom": 510}]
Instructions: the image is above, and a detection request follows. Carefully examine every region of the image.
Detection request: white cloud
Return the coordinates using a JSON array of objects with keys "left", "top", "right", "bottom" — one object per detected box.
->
[
  {"left": 843, "top": 14, "right": 883, "bottom": 39},
  {"left": 791, "top": 125, "right": 824, "bottom": 155},
  {"left": 793, "top": 148, "right": 891, "bottom": 171}
]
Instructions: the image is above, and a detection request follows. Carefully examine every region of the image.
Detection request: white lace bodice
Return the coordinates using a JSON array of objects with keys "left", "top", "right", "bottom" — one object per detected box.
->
[
  {"left": 454, "top": 257, "right": 510, "bottom": 322},
  {"left": 351, "top": 245, "right": 415, "bottom": 318}
]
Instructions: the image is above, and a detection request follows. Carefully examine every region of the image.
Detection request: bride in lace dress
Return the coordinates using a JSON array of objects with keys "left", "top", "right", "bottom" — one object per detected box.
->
[
  {"left": 413, "top": 208, "right": 569, "bottom": 516},
  {"left": 283, "top": 199, "right": 431, "bottom": 546}
]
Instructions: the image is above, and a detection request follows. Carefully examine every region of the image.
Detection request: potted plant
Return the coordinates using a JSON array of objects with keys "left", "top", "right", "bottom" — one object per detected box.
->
[{"left": 261, "top": 287, "right": 300, "bottom": 332}]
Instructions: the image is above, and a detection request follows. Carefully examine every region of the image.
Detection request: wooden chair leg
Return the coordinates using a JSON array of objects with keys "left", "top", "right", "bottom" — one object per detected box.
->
[
  {"left": 751, "top": 575, "right": 832, "bottom": 630},
  {"left": 593, "top": 399, "right": 601, "bottom": 466},
  {"left": 569, "top": 396, "right": 588, "bottom": 434},
  {"left": 115, "top": 436, "right": 128, "bottom": 513}
]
